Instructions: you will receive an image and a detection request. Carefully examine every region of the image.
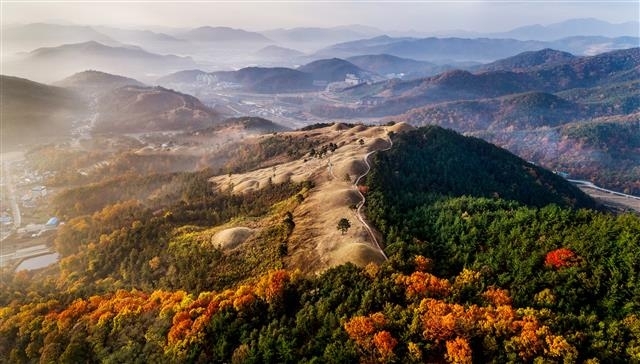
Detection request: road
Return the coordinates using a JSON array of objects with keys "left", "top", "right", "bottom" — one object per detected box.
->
[
  {"left": 353, "top": 135, "right": 393, "bottom": 261},
  {"left": 1, "top": 154, "right": 23, "bottom": 231},
  {"left": 568, "top": 179, "right": 640, "bottom": 200}
]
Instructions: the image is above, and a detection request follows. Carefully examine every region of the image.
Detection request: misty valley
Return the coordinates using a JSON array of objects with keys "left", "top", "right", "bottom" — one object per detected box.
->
[{"left": 1, "top": 15, "right": 640, "bottom": 363}]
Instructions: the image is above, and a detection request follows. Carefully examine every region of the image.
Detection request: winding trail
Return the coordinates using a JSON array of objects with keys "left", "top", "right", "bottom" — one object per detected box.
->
[{"left": 353, "top": 135, "right": 393, "bottom": 261}]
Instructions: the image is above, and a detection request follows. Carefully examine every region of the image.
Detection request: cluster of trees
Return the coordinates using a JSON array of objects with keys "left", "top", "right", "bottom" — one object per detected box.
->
[
  {"left": 221, "top": 134, "right": 324, "bottom": 174},
  {"left": 3, "top": 258, "right": 604, "bottom": 363},
  {"left": 309, "top": 142, "right": 339, "bottom": 159}
]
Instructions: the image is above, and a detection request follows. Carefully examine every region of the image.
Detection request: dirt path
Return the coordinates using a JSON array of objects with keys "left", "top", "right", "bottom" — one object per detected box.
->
[{"left": 353, "top": 136, "right": 393, "bottom": 261}]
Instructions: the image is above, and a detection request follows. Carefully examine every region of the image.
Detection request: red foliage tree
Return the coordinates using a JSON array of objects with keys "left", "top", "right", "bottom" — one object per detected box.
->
[{"left": 544, "top": 248, "right": 578, "bottom": 269}]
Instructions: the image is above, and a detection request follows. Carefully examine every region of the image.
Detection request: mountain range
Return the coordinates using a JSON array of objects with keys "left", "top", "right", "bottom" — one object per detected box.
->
[
  {"left": 157, "top": 58, "right": 375, "bottom": 93},
  {"left": 3, "top": 19, "right": 638, "bottom": 81},
  {"left": 489, "top": 18, "right": 640, "bottom": 41},
  {"left": 3, "top": 41, "right": 197, "bottom": 83},
  {"left": 324, "top": 47, "right": 640, "bottom": 118},
  {"left": 179, "top": 26, "right": 272, "bottom": 44},
  {"left": 315, "top": 35, "right": 639, "bottom": 62}
]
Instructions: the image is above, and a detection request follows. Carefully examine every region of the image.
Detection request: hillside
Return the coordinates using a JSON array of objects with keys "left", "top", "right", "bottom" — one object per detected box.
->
[
  {"left": 93, "top": 86, "right": 221, "bottom": 133},
  {"left": 213, "top": 67, "right": 316, "bottom": 93},
  {"left": 475, "top": 48, "right": 577, "bottom": 72},
  {"left": 474, "top": 113, "right": 640, "bottom": 195},
  {"left": 527, "top": 47, "right": 640, "bottom": 90},
  {"left": 54, "top": 70, "right": 145, "bottom": 95},
  {"left": 254, "top": 45, "right": 306, "bottom": 59},
  {"left": 298, "top": 58, "right": 372, "bottom": 82},
  {"left": 0, "top": 75, "right": 87, "bottom": 148},
  {"left": 156, "top": 69, "right": 211, "bottom": 84},
  {"left": 221, "top": 116, "right": 290, "bottom": 133},
  {"left": 367, "top": 126, "right": 595, "bottom": 211},
  {"left": 181, "top": 26, "right": 272, "bottom": 43},
  {"left": 396, "top": 91, "right": 612, "bottom": 131},
  {"left": 346, "top": 53, "right": 443, "bottom": 78},
  {"left": 320, "top": 69, "right": 536, "bottom": 117}
]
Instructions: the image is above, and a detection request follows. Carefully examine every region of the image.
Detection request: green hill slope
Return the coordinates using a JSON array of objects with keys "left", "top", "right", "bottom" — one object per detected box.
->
[{"left": 367, "top": 126, "right": 595, "bottom": 210}]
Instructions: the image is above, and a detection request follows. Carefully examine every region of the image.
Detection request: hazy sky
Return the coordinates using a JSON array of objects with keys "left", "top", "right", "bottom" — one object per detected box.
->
[{"left": 2, "top": 1, "right": 639, "bottom": 33}]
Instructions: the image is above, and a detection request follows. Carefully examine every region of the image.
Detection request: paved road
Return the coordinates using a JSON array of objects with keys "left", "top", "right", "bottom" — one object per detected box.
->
[{"left": 353, "top": 135, "right": 393, "bottom": 261}]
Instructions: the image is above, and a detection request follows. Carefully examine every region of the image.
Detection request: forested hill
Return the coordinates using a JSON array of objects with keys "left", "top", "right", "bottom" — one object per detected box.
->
[
  {"left": 367, "top": 125, "right": 596, "bottom": 210},
  {"left": 1, "top": 125, "right": 639, "bottom": 363}
]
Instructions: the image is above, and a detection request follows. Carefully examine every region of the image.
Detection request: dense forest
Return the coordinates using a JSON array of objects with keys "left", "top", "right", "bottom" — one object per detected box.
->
[{"left": 1, "top": 126, "right": 639, "bottom": 363}]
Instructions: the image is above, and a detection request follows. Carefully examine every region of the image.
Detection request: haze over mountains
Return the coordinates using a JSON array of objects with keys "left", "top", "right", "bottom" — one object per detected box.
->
[
  {"left": 2, "top": 18, "right": 638, "bottom": 83},
  {"left": 3, "top": 41, "right": 197, "bottom": 83},
  {"left": 0, "top": 75, "right": 88, "bottom": 147}
]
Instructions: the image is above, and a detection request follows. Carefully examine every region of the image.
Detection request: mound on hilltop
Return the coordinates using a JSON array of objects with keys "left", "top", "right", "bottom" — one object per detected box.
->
[
  {"left": 387, "top": 121, "right": 415, "bottom": 133},
  {"left": 211, "top": 227, "right": 254, "bottom": 250},
  {"left": 322, "top": 188, "right": 361, "bottom": 209},
  {"left": 330, "top": 123, "right": 349, "bottom": 131},
  {"left": 333, "top": 159, "right": 367, "bottom": 182},
  {"left": 368, "top": 137, "right": 391, "bottom": 152},
  {"left": 329, "top": 243, "right": 385, "bottom": 267},
  {"left": 350, "top": 124, "right": 367, "bottom": 132}
]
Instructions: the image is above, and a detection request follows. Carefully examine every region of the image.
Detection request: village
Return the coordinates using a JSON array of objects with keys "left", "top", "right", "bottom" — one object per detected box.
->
[{"left": 1, "top": 156, "right": 60, "bottom": 271}]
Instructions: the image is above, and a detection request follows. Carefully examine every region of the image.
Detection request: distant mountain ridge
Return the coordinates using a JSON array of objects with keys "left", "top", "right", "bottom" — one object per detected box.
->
[
  {"left": 346, "top": 54, "right": 440, "bottom": 77},
  {"left": 3, "top": 41, "right": 197, "bottom": 83},
  {"left": 212, "top": 67, "right": 315, "bottom": 93},
  {"left": 181, "top": 26, "right": 272, "bottom": 43},
  {"left": 475, "top": 49, "right": 577, "bottom": 72},
  {"left": 2, "top": 23, "right": 120, "bottom": 52},
  {"left": 315, "top": 35, "right": 639, "bottom": 62},
  {"left": 492, "top": 18, "right": 640, "bottom": 41},
  {"left": 297, "top": 58, "right": 372, "bottom": 82},
  {"left": 253, "top": 45, "right": 307, "bottom": 63},
  {"left": 261, "top": 25, "right": 383, "bottom": 50}
]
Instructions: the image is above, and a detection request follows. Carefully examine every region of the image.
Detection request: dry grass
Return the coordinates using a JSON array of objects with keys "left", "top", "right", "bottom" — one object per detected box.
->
[{"left": 208, "top": 123, "right": 410, "bottom": 273}]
